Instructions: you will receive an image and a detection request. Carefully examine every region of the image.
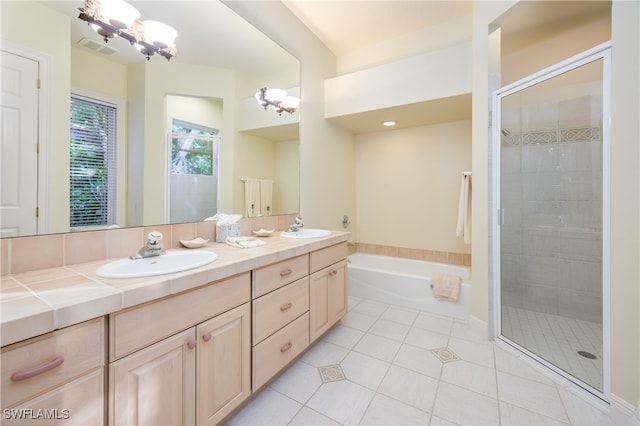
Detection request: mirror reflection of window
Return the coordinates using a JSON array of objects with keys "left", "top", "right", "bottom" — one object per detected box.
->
[
  {"left": 168, "top": 119, "right": 221, "bottom": 223},
  {"left": 69, "top": 95, "right": 117, "bottom": 230}
]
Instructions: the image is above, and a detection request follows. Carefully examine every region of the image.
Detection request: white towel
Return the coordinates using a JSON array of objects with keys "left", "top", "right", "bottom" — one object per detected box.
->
[
  {"left": 432, "top": 274, "right": 462, "bottom": 302},
  {"left": 243, "top": 179, "right": 261, "bottom": 217},
  {"left": 456, "top": 175, "right": 472, "bottom": 244},
  {"left": 226, "top": 236, "right": 266, "bottom": 249},
  {"left": 260, "top": 180, "right": 273, "bottom": 216}
]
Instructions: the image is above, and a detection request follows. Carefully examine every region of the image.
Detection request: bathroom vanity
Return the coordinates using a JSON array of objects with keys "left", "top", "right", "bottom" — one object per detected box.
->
[{"left": 0, "top": 231, "right": 348, "bottom": 425}]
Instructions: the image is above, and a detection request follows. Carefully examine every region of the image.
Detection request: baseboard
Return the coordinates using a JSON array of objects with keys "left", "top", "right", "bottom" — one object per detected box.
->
[{"left": 609, "top": 394, "right": 640, "bottom": 425}]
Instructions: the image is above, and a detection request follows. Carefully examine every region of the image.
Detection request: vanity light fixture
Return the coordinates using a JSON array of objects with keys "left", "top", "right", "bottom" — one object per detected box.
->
[
  {"left": 255, "top": 87, "right": 300, "bottom": 115},
  {"left": 78, "top": 0, "right": 178, "bottom": 61},
  {"left": 382, "top": 120, "right": 397, "bottom": 127}
]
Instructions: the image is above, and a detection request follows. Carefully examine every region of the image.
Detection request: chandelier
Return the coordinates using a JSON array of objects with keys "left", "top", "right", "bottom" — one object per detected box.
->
[
  {"left": 255, "top": 88, "right": 300, "bottom": 115},
  {"left": 78, "top": 0, "right": 178, "bottom": 61}
]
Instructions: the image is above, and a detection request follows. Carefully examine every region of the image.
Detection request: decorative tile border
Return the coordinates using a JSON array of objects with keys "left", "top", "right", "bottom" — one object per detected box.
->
[
  {"left": 501, "top": 126, "right": 601, "bottom": 147},
  {"left": 353, "top": 243, "right": 471, "bottom": 267},
  {"left": 318, "top": 365, "right": 346, "bottom": 383}
]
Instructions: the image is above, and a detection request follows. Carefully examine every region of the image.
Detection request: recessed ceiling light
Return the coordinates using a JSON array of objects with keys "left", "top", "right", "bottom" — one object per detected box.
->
[{"left": 382, "top": 120, "right": 397, "bottom": 127}]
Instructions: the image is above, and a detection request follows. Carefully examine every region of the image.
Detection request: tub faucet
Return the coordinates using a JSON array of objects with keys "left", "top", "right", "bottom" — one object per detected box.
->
[
  {"left": 288, "top": 217, "right": 304, "bottom": 232},
  {"left": 130, "top": 231, "right": 166, "bottom": 260}
]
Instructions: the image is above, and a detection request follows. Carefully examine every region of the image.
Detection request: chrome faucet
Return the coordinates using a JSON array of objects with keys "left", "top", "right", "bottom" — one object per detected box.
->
[
  {"left": 288, "top": 216, "right": 304, "bottom": 232},
  {"left": 130, "top": 231, "right": 166, "bottom": 260}
]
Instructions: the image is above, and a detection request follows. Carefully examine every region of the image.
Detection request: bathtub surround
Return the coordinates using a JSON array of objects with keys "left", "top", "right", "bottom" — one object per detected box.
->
[{"left": 354, "top": 242, "right": 471, "bottom": 267}]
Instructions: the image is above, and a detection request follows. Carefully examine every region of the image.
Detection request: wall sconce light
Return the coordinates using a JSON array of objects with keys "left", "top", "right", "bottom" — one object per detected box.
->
[
  {"left": 78, "top": 0, "right": 178, "bottom": 61},
  {"left": 255, "top": 87, "right": 300, "bottom": 115}
]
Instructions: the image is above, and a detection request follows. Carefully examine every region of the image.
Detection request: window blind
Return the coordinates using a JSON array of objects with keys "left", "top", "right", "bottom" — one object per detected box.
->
[{"left": 69, "top": 95, "right": 117, "bottom": 228}]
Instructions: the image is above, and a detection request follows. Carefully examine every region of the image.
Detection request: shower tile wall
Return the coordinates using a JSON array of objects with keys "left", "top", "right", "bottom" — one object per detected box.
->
[{"left": 501, "top": 95, "right": 602, "bottom": 323}]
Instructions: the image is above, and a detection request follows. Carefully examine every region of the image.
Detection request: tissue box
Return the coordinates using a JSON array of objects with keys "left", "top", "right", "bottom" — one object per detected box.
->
[{"left": 216, "top": 223, "right": 241, "bottom": 242}]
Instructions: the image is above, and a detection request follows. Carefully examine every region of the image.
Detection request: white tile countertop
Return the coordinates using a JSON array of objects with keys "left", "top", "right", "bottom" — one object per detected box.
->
[{"left": 1, "top": 231, "right": 349, "bottom": 347}]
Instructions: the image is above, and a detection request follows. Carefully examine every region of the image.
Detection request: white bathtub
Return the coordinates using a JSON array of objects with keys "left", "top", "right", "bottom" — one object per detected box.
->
[{"left": 347, "top": 253, "right": 471, "bottom": 320}]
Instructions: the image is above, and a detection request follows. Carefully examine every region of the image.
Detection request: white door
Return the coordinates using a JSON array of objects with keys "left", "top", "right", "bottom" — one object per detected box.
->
[{"left": 1, "top": 50, "right": 39, "bottom": 237}]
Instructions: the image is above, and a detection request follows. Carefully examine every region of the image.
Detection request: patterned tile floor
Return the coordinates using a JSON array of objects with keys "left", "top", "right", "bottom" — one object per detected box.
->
[{"left": 227, "top": 297, "right": 619, "bottom": 425}]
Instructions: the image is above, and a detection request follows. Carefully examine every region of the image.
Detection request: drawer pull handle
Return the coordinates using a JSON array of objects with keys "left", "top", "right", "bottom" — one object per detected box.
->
[
  {"left": 187, "top": 339, "right": 197, "bottom": 350},
  {"left": 280, "top": 302, "right": 293, "bottom": 312},
  {"left": 280, "top": 268, "right": 293, "bottom": 277},
  {"left": 202, "top": 333, "right": 212, "bottom": 342},
  {"left": 11, "top": 356, "right": 65, "bottom": 382},
  {"left": 280, "top": 342, "right": 293, "bottom": 353}
]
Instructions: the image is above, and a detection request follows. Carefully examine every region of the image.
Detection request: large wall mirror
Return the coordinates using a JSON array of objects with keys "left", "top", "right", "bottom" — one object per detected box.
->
[{"left": 0, "top": 0, "right": 300, "bottom": 238}]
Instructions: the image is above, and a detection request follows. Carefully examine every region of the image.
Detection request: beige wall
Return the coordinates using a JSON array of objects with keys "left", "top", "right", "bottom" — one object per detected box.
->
[
  {"left": 1, "top": 2, "right": 71, "bottom": 234},
  {"left": 355, "top": 121, "right": 471, "bottom": 254},
  {"left": 473, "top": 0, "right": 639, "bottom": 409},
  {"left": 71, "top": 47, "right": 128, "bottom": 99}
]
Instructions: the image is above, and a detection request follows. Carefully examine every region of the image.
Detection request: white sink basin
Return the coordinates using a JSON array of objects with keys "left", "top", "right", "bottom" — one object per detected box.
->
[
  {"left": 280, "top": 229, "right": 331, "bottom": 239},
  {"left": 96, "top": 250, "right": 218, "bottom": 278}
]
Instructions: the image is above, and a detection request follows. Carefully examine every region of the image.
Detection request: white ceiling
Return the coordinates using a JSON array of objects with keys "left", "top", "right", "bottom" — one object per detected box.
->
[
  {"left": 282, "top": 0, "right": 472, "bottom": 57},
  {"left": 42, "top": 1, "right": 298, "bottom": 77}
]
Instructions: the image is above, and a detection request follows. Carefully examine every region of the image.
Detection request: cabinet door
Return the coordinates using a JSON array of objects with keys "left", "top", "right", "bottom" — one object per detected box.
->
[
  {"left": 309, "top": 267, "right": 331, "bottom": 342},
  {"left": 309, "top": 260, "right": 348, "bottom": 343},
  {"left": 196, "top": 303, "right": 250, "bottom": 425},
  {"left": 2, "top": 368, "right": 104, "bottom": 426},
  {"left": 329, "top": 260, "right": 348, "bottom": 323},
  {"left": 109, "top": 329, "right": 196, "bottom": 426}
]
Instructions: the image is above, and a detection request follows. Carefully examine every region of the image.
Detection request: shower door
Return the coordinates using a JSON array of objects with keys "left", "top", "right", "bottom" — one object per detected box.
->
[{"left": 494, "top": 44, "right": 610, "bottom": 398}]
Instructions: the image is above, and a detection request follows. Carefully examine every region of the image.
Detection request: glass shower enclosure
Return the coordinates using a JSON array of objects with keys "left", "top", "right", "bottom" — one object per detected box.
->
[{"left": 493, "top": 43, "right": 610, "bottom": 399}]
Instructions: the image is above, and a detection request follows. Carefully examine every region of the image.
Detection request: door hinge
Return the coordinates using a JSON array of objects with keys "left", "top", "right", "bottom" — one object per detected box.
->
[
  {"left": 37, "top": 78, "right": 41, "bottom": 89},
  {"left": 36, "top": 143, "right": 40, "bottom": 154},
  {"left": 36, "top": 207, "right": 40, "bottom": 218}
]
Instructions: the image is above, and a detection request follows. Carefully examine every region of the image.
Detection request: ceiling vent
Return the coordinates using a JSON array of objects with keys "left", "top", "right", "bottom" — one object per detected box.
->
[{"left": 77, "top": 38, "right": 118, "bottom": 56}]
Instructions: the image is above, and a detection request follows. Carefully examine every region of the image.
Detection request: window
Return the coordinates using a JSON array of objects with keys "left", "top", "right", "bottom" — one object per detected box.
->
[
  {"left": 69, "top": 95, "right": 117, "bottom": 228},
  {"left": 171, "top": 119, "right": 219, "bottom": 176}
]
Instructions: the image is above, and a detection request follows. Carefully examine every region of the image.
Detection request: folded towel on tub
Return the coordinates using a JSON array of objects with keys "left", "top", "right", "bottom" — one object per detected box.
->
[{"left": 432, "top": 274, "right": 462, "bottom": 302}]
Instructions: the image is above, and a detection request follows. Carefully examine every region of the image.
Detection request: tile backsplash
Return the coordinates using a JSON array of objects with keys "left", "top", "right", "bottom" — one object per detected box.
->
[{"left": 0, "top": 214, "right": 298, "bottom": 276}]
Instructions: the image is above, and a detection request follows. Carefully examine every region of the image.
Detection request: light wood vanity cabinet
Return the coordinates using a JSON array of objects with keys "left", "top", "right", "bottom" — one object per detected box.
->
[
  {"left": 309, "top": 243, "right": 348, "bottom": 342},
  {"left": 0, "top": 317, "right": 106, "bottom": 425},
  {"left": 1, "top": 236, "right": 349, "bottom": 425},
  {"left": 251, "top": 256, "right": 311, "bottom": 391},
  {"left": 108, "top": 273, "right": 251, "bottom": 426}
]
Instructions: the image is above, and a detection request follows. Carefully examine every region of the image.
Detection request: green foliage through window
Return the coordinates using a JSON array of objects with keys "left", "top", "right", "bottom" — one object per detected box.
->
[
  {"left": 171, "top": 120, "right": 219, "bottom": 176},
  {"left": 69, "top": 96, "right": 117, "bottom": 228}
]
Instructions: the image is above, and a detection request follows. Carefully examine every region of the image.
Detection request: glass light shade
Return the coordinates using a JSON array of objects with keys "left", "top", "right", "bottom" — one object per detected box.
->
[
  {"left": 265, "top": 89, "right": 287, "bottom": 103},
  {"left": 99, "top": 0, "right": 140, "bottom": 29},
  {"left": 281, "top": 96, "right": 300, "bottom": 110},
  {"left": 255, "top": 91, "right": 268, "bottom": 107},
  {"left": 143, "top": 20, "right": 178, "bottom": 48}
]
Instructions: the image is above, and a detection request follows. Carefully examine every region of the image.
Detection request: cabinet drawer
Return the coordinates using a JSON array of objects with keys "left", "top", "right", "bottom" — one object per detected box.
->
[
  {"left": 252, "top": 312, "right": 309, "bottom": 391},
  {"left": 253, "top": 277, "right": 309, "bottom": 344},
  {"left": 3, "top": 368, "right": 104, "bottom": 425},
  {"left": 110, "top": 272, "right": 250, "bottom": 360},
  {"left": 252, "top": 255, "right": 309, "bottom": 298},
  {"left": 1, "top": 317, "right": 105, "bottom": 409},
  {"left": 310, "top": 242, "right": 348, "bottom": 273}
]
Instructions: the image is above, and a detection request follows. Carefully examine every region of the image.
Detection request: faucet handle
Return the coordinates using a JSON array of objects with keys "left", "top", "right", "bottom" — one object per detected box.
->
[{"left": 148, "top": 231, "right": 163, "bottom": 244}]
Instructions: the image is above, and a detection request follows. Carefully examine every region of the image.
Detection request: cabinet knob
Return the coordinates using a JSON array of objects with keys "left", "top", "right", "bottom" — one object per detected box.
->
[
  {"left": 280, "top": 341, "right": 293, "bottom": 353},
  {"left": 280, "top": 268, "right": 293, "bottom": 277},
  {"left": 202, "top": 333, "right": 212, "bottom": 342},
  {"left": 187, "top": 339, "right": 197, "bottom": 350},
  {"left": 11, "top": 355, "right": 65, "bottom": 382},
  {"left": 280, "top": 302, "right": 293, "bottom": 312}
]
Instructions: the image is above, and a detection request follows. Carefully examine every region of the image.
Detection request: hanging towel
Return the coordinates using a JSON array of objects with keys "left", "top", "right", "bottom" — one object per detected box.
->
[
  {"left": 432, "top": 274, "right": 462, "bottom": 302},
  {"left": 243, "top": 179, "right": 261, "bottom": 217},
  {"left": 456, "top": 174, "right": 472, "bottom": 244},
  {"left": 260, "top": 180, "right": 273, "bottom": 216}
]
